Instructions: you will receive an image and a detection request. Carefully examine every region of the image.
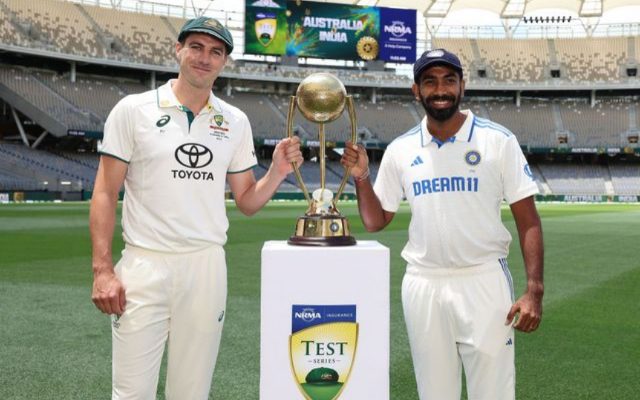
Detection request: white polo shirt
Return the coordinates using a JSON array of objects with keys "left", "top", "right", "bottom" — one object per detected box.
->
[
  {"left": 374, "top": 110, "right": 538, "bottom": 269},
  {"left": 99, "top": 80, "right": 257, "bottom": 252}
]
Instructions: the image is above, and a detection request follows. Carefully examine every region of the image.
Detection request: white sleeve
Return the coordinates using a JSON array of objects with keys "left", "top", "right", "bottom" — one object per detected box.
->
[
  {"left": 502, "top": 135, "right": 539, "bottom": 204},
  {"left": 373, "top": 146, "right": 404, "bottom": 213},
  {"left": 228, "top": 115, "right": 258, "bottom": 173},
  {"left": 98, "top": 96, "right": 135, "bottom": 163}
]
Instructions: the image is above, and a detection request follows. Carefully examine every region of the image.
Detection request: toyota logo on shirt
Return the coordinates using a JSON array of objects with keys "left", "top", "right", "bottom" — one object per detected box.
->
[{"left": 175, "top": 143, "right": 213, "bottom": 169}]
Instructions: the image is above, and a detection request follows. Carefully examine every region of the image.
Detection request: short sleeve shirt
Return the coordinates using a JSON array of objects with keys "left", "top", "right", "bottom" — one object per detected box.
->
[
  {"left": 99, "top": 80, "right": 257, "bottom": 252},
  {"left": 374, "top": 110, "right": 538, "bottom": 269}
]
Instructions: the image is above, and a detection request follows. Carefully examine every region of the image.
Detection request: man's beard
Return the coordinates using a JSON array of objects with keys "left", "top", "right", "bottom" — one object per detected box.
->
[{"left": 419, "top": 94, "right": 461, "bottom": 122}]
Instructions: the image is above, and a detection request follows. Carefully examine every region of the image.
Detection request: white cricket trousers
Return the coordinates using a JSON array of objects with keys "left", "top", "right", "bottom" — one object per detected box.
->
[
  {"left": 402, "top": 259, "right": 515, "bottom": 400},
  {"left": 111, "top": 245, "right": 227, "bottom": 400}
]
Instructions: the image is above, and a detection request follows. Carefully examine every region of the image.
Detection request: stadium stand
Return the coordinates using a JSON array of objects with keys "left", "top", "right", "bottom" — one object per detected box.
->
[
  {"left": 463, "top": 98, "right": 558, "bottom": 147},
  {"left": 41, "top": 74, "right": 125, "bottom": 120},
  {"left": 476, "top": 39, "right": 549, "bottom": 82},
  {"left": 0, "top": 65, "right": 100, "bottom": 135},
  {"left": 217, "top": 92, "right": 287, "bottom": 138},
  {"left": 354, "top": 99, "right": 420, "bottom": 142},
  {"left": 609, "top": 164, "right": 640, "bottom": 195},
  {"left": 0, "top": 0, "right": 638, "bottom": 200},
  {"left": 2, "top": 0, "right": 107, "bottom": 57},
  {"left": 80, "top": 3, "right": 177, "bottom": 65},
  {"left": 558, "top": 98, "right": 631, "bottom": 146},
  {"left": 555, "top": 37, "right": 627, "bottom": 82},
  {"left": 538, "top": 164, "right": 609, "bottom": 195},
  {"left": 0, "top": 143, "right": 96, "bottom": 190}
]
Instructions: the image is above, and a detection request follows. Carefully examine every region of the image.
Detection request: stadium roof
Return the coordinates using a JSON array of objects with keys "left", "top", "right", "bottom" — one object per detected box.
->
[
  {"left": 116, "top": 0, "right": 640, "bottom": 20},
  {"left": 294, "top": 0, "right": 640, "bottom": 18}
]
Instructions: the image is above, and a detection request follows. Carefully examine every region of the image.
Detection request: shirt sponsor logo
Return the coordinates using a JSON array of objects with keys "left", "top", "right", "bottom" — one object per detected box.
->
[
  {"left": 175, "top": 143, "right": 213, "bottom": 168},
  {"left": 412, "top": 176, "right": 479, "bottom": 196},
  {"left": 172, "top": 143, "right": 214, "bottom": 181}
]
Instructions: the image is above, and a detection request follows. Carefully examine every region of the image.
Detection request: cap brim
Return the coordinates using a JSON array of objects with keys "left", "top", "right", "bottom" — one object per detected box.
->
[
  {"left": 179, "top": 28, "right": 233, "bottom": 52},
  {"left": 414, "top": 60, "right": 463, "bottom": 82}
]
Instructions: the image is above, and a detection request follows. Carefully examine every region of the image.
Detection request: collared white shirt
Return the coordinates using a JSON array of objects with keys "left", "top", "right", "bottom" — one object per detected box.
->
[
  {"left": 374, "top": 110, "right": 538, "bottom": 269},
  {"left": 99, "top": 80, "right": 257, "bottom": 252}
]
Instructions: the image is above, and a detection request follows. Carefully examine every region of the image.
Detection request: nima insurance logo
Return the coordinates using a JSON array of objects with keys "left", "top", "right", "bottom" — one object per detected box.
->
[{"left": 290, "top": 305, "right": 358, "bottom": 400}]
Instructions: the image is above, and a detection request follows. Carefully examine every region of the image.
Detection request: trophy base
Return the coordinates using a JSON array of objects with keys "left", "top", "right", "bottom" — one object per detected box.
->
[{"left": 288, "top": 215, "right": 356, "bottom": 247}]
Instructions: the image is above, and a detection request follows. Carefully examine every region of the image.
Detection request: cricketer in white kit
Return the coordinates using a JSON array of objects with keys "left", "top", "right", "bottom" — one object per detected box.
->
[
  {"left": 90, "top": 17, "right": 303, "bottom": 400},
  {"left": 341, "top": 49, "right": 544, "bottom": 400}
]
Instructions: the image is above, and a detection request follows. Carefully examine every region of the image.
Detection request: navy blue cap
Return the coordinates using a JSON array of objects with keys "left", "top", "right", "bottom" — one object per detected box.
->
[
  {"left": 413, "top": 48, "right": 463, "bottom": 83},
  {"left": 178, "top": 17, "right": 234, "bottom": 53}
]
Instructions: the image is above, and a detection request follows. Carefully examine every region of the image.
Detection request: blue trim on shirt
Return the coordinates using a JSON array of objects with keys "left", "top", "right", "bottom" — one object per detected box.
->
[
  {"left": 431, "top": 135, "right": 456, "bottom": 148},
  {"left": 474, "top": 118, "right": 513, "bottom": 137},
  {"left": 468, "top": 115, "right": 476, "bottom": 142}
]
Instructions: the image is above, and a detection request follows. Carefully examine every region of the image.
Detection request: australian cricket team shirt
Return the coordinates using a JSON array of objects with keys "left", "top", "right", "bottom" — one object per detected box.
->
[
  {"left": 99, "top": 80, "right": 257, "bottom": 252},
  {"left": 374, "top": 110, "right": 539, "bottom": 269}
]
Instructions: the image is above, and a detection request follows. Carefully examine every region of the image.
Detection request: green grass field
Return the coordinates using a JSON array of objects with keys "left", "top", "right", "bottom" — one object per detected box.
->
[{"left": 1, "top": 201, "right": 639, "bottom": 399}]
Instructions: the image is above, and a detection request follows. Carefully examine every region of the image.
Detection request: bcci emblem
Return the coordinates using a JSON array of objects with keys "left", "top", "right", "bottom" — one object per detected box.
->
[
  {"left": 255, "top": 12, "right": 277, "bottom": 46},
  {"left": 290, "top": 305, "right": 358, "bottom": 400},
  {"left": 465, "top": 150, "right": 481, "bottom": 166}
]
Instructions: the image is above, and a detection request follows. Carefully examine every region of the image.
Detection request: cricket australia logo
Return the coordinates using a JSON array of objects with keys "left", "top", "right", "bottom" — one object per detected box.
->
[
  {"left": 290, "top": 305, "right": 358, "bottom": 400},
  {"left": 255, "top": 12, "right": 277, "bottom": 46},
  {"left": 172, "top": 143, "right": 214, "bottom": 181}
]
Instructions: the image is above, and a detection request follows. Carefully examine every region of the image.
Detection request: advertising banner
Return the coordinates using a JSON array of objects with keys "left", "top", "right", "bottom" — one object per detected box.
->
[{"left": 245, "top": 0, "right": 416, "bottom": 62}]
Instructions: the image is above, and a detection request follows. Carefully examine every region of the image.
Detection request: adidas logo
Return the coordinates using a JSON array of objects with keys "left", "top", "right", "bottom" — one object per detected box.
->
[
  {"left": 506, "top": 338, "right": 513, "bottom": 346},
  {"left": 410, "top": 155, "right": 424, "bottom": 167}
]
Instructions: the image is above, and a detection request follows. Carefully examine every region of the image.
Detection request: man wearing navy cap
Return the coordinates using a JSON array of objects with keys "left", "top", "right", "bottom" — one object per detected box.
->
[
  {"left": 90, "top": 16, "right": 303, "bottom": 399},
  {"left": 341, "top": 48, "right": 544, "bottom": 399}
]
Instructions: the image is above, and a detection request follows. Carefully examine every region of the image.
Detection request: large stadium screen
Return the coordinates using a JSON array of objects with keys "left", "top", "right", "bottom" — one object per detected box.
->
[{"left": 245, "top": 0, "right": 416, "bottom": 63}]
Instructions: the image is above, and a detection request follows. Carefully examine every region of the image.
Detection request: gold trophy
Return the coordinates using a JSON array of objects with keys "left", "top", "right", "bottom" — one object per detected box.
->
[{"left": 287, "top": 73, "right": 357, "bottom": 246}]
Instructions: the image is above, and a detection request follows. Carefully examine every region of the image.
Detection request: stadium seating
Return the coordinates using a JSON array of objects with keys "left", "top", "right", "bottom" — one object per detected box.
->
[
  {"left": 0, "top": 143, "right": 96, "bottom": 190},
  {"left": 462, "top": 98, "right": 558, "bottom": 147},
  {"left": 432, "top": 37, "right": 635, "bottom": 83},
  {"left": 558, "top": 98, "right": 631, "bottom": 146},
  {"left": 0, "top": 1, "right": 638, "bottom": 198},
  {"left": 0, "top": 65, "right": 100, "bottom": 133},
  {"left": 538, "top": 164, "right": 609, "bottom": 195},
  {"left": 2, "top": 0, "right": 107, "bottom": 57},
  {"left": 41, "top": 74, "right": 126, "bottom": 119},
  {"left": 555, "top": 37, "right": 627, "bottom": 82},
  {"left": 609, "top": 164, "right": 640, "bottom": 195},
  {"left": 217, "top": 92, "right": 287, "bottom": 138},
  {"left": 80, "top": 4, "right": 177, "bottom": 65}
]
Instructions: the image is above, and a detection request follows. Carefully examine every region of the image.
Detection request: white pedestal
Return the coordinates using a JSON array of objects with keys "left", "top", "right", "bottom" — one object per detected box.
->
[{"left": 260, "top": 240, "right": 390, "bottom": 400}]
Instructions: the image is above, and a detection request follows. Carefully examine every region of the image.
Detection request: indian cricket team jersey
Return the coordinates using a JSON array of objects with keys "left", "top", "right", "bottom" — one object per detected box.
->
[
  {"left": 99, "top": 80, "right": 257, "bottom": 252},
  {"left": 374, "top": 110, "right": 538, "bottom": 269}
]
